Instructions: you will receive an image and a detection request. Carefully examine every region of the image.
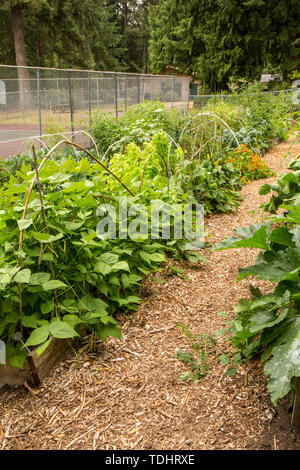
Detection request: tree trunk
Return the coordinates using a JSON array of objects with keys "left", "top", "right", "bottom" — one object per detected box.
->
[{"left": 11, "top": 4, "right": 32, "bottom": 108}]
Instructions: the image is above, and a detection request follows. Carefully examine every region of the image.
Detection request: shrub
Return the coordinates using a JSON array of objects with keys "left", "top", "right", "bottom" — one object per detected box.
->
[
  {"left": 180, "top": 153, "right": 243, "bottom": 215},
  {"left": 201, "top": 101, "right": 244, "bottom": 131},
  {"left": 89, "top": 112, "right": 121, "bottom": 155},
  {"left": 90, "top": 100, "right": 187, "bottom": 157}
]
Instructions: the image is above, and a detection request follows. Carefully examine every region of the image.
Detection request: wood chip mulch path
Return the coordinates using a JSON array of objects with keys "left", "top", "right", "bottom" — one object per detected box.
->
[{"left": 1, "top": 136, "right": 300, "bottom": 450}]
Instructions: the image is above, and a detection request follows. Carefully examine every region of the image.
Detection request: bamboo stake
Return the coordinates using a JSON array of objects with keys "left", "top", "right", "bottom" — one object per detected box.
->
[{"left": 32, "top": 146, "right": 60, "bottom": 318}]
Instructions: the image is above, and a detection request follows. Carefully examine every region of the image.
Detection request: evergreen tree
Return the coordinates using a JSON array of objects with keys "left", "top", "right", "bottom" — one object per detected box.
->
[
  {"left": 0, "top": 1, "right": 46, "bottom": 105},
  {"left": 107, "top": 0, "right": 157, "bottom": 72},
  {"left": 0, "top": 0, "right": 122, "bottom": 71},
  {"left": 149, "top": 0, "right": 300, "bottom": 88}
]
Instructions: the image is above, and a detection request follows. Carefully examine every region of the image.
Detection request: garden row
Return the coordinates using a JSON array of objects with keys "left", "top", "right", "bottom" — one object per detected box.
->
[
  {"left": 214, "top": 144, "right": 300, "bottom": 407},
  {"left": 0, "top": 85, "right": 298, "bottom": 377}
]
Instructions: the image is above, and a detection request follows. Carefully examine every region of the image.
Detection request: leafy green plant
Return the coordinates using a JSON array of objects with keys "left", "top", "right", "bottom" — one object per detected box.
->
[
  {"left": 260, "top": 169, "right": 300, "bottom": 214},
  {"left": 0, "top": 139, "right": 209, "bottom": 369},
  {"left": 226, "top": 144, "right": 274, "bottom": 183},
  {"left": 89, "top": 112, "right": 121, "bottom": 155},
  {"left": 195, "top": 86, "right": 295, "bottom": 154},
  {"left": 174, "top": 322, "right": 216, "bottom": 384},
  {"left": 90, "top": 101, "right": 186, "bottom": 157},
  {"left": 222, "top": 127, "right": 266, "bottom": 153},
  {"left": 214, "top": 207, "right": 300, "bottom": 404},
  {"left": 180, "top": 154, "right": 243, "bottom": 215},
  {"left": 213, "top": 312, "right": 242, "bottom": 376},
  {"left": 219, "top": 351, "right": 242, "bottom": 377}
]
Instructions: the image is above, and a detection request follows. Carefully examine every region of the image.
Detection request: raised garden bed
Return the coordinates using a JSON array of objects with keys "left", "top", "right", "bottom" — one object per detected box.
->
[{"left": 0, "top": 339, "right": 69, "bottom": 388}]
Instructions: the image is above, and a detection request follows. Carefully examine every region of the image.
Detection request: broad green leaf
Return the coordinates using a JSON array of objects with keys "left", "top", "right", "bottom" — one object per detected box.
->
[
  {"left": 264, "top": 318, "right": 300, "bottom": 404},
  {"left": 214, "top": 225, "right": 269, "bottom": 251},
  {"left": 63, "top": 315, "right": 83, "bottom": 328},
  {"left": 99, "top": 252, "right": 119, "bottom": 264},
  {"left": 259, "top": 183, "right": 271, "bottom": 195},
  {"left": 121, "top": 273, "right": 142, "bottom": 289},
  {"left": 30, "top": 272, "right": 51, "bottom": 285},
  {"left": 126, "top": 295, "right": 143, "bottom": 303},
  {"left": 32, "top": 232, "right": 51, "bottom": 242},
  {"left": 99, "top": 316, "right": 118, "bottom": 325},
  {"left": 63, "top": 220, "right": 85, "bottom": 231},
  {"left": 22, "top": 314, "right": 39, "bottom": 329},
  {"left": 139, "top": 250, "right": 165, "bottom": 264},
  {"left": 80, "top": 294, "right": 108, "bottom": 315},
  {"left": 42, "top": 280, "right": 67, "bottom": 291},
  {"left": 40, "top": 172, "right": 72, "bottom": 184},
  {"left": 24, "top": 325, "right": 50, "bottom": 347},
  {"left": 108, "top": 275, "right": 120, "bottom": 286},
  {"left": 17, "top": 218, "right": 33, "bottom": 230},
  {"left": 36, "top": 338, "right": 52, "bottom": 357},
  {"left": 185, "top": 252, "right": 209, "bottom": 264},
  {"left": 238, "top": 248, "right": 300, "bottom": 283},
  {"left": 9, "top": 350, "right": 27, "bottom": 369},
  {"left": 147, "top": 252, "right": 166, "bottom": 262},
  {"left": 14, "top": 269, "right": 31, "bottom": 284},
  {"left": 111, "top": 261, "right": 130, "bottom": 272},
  {"left": 96, "top": 323, "right": 122, "bottom": 342},
  {"left": 41, "top": 300, "right": 55, "bottom": 315},
  {"left": 0, "top": 273, "right": 11, "bottom": 289},
  {"left": 49, "top": 320, "right": 79, "bottom": 339},
  {"left": 269, "top": 227, "right": 295, "bottom": 247},
  {"left": 32, "top": 232, "right": 63, "bottom": 243},
  {"left": 94, "top": 260, "right": 112, "bottom": 275},
  {"left": 42, "top": 253, "right": 54, "bottom": 262}
]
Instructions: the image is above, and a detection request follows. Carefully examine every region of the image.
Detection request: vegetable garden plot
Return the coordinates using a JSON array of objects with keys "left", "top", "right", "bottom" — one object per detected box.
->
[
  {"left": 1, "top": 138, "right": 300, "bottom": 451},
  {"left": 0, "top": 106, "right": 276, "bottom": 385},
  {"left": 0, "top": 93, "right": 300, "bottom": 445},
  {"left": 0, "top": 134, "right": 209, "bottom": 386}
]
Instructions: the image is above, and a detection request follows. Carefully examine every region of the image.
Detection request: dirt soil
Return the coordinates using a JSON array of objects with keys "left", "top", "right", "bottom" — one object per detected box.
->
[{"left": 1, "top": 137, "right": 300, "bottom": 450}]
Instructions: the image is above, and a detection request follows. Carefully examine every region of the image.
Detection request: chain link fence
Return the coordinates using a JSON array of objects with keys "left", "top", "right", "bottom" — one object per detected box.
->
[
  {"left": 190, "top": 89, "right": 295, "bottom": 108},
  {"left": 0, "top": 65, "right": 190, "bottom": 158}
]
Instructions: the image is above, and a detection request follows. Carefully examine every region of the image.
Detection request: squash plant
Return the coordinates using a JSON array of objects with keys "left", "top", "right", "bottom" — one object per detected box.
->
[
  {"left": 260, "top": 153, "right": 300, "bottom": 213},
  {"left": 214, "top": 153, "right": 300, "bottom": 404}
]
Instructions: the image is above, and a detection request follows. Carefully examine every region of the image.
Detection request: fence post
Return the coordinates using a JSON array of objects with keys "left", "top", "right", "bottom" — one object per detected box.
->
[
  {"left": 22, "top": 94, "right": 25, "bottom": 124},
  {"left": 171, "top": 77, "right": 174, "bottom": 108},
  {"left": 114, "top": 73, "right": 118, "bottom": 120},
  {"left": 36, "top": 70, "right": 42, "bottom": 147},
  {"left": 187, "top": 79, "right": 190, "bottom": 111},
  {"left": 88, "top": 72, "right": 91, "bottom": 128},
  {"left": 151, "top": 76, "right": 154, "bottom": 100},
  {"left": 56, "top": 78, "right": 61, "bottom": 123},
  {"left": 44, "top": 89, "right": 48, "bottom": 113},
  {"left": 68, "top": 71, "right": 74, "bottom": 137},
  {"left": 141, "top": 76, "right": 144, "bottom": 104},
  {"left": 124, "top": 74, "right": 127, "bottom": 112},
  {"left": 137, "top": 75, "right": 141, "bottom": 104}
]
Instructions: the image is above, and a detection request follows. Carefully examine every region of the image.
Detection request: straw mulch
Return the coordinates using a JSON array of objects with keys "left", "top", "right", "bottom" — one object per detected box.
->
[{"left": 1, "top": 137, "right": 300, "bottom": 450}]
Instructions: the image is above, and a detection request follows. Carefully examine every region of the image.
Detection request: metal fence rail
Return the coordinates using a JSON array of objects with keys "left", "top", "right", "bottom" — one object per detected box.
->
[{"left": 0, "top": 65, "right": 190, "bottom": 158}]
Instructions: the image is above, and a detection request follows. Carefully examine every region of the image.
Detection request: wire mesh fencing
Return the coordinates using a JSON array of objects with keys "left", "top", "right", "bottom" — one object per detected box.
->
[
  {"left": 0, "top": 65, "right": 190, "bottom": 158},
  {"left": 190, "top": 89, "right": 295, "bottom": 109}
]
